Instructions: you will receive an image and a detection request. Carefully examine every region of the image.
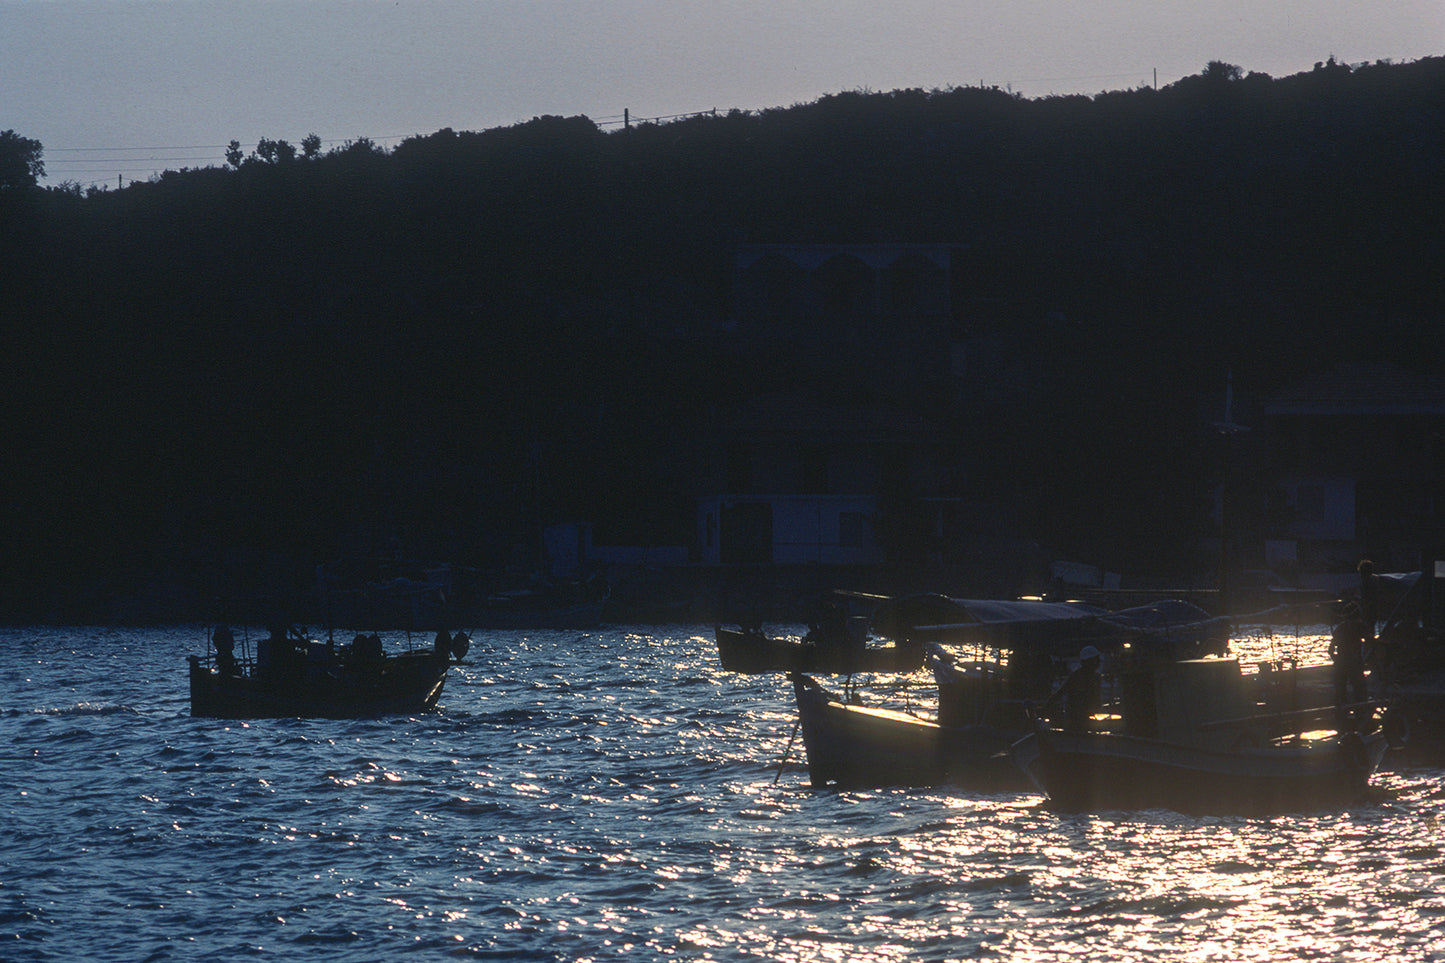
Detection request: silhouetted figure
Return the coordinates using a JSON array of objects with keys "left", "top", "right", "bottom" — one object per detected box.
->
[
  {"left": 1369, "top": 621, "right": 1401, "bottom": 698},
  {"left": 1357, "top": 559, "right": 1380, "bottom": 642},
  {"left": 212, "top": 624, "right": 237, "bottom": 676},
  {"left": 1330, "top": 607, "right": 1368, "bottom": 729},
  {"left": 1045, "top": 645, "right": 1103, "bottom": 731},
  {"left": 351, "top": 633, "right": 384, "bottom": 678},
  {"left": 258, "top": 623, "right": 301, "bottom": 680}
]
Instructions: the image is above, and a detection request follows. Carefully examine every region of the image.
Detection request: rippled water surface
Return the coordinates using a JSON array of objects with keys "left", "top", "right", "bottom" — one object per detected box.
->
[{"left": 2, "top": 625, "right": 1443, "bottom": 961}]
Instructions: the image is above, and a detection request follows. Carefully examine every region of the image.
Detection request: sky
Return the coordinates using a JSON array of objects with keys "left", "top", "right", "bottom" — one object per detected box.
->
[{"left": 3, "top": 0, "right": 1442, "bottom": 189}]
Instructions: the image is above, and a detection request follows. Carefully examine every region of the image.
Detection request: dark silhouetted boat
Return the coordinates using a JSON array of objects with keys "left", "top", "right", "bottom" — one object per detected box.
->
[
  {"left": 188, "top": 623, "right": 463, "bottom": 718},
  {"left": 790, "top": 672, "right": 1032, "bottom": 791},
  {"left": 715, "top": 625, "right": 925, "bottom": 673},
  {"left": 1011, "top": 655, "right": 1395, "bottom": 814}
]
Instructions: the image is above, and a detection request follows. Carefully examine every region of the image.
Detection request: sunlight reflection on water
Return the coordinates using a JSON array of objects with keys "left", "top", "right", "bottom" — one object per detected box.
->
[
  {"left": 1230, "top": 623, "right": 1331, "bottom": 667},
  {"left": 0, "top": 625, "right": 1441, "bottom": 962}
]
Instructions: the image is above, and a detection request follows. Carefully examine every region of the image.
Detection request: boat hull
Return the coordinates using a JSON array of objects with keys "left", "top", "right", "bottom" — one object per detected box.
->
[
  {"left": 792, "top": 674, "right": 1031, "bottom": 791},
  {"left": 716, "top": 627, "right": 922, "bottom": 674},
  {"left": 189, "top": 651, "right": 449, "bottom": 719},
  {"left": 1011, "top": 727, "right": 1387, "bottom": 815}
]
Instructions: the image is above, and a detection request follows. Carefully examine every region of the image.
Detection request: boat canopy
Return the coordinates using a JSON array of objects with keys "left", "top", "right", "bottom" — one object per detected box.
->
[
  {"left": 872, "top": 593, "right": 1102, "bottom": 635},
  {"left": 870, "top": 593, "right": 1106, "bottom": 649},
  {"left": 873, "top": 593, "right": 1227, "bottom": 656},
  {"left": 1099, "top": 599, "right": 1225, "bottom": 633},
  {"left": 1375, "top": 570, "right": 1425, "bottom": 626},
  {"left": 934, "top": 598, "right": 1109, "bottom": 625}
]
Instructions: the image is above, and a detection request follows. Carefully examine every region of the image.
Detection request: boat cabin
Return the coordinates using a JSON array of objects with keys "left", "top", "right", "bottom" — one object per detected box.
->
[{"left": 1119, "top": 657, "right": 1260, "bottom": 750}]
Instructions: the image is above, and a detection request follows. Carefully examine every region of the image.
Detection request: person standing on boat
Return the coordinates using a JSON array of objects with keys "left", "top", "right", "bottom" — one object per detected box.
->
[
  {"left": 212, "top": 623, "right": 237, "bottom": 676},
  {"left": 1330, "top": 604, "right": 1369, "bottom": 729},
  {"left": 1044, "top": 645, "right": 1103, "bottom": 731},
  {"left": 1357, "top": 559, "right": 1380, "bottom": 643},
  {"left": 350, "top": 633, "right": 385, "bottom": 678},
  {"left": 258, "top": 623, "right": 298, "bottom": 680}
]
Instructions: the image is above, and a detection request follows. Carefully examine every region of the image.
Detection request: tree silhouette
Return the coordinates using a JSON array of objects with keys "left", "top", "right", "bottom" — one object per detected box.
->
[
  {"left": 2, "top": 59, "right": 1445, "bottom": 617},
  {"left": 0, "top": 130, "right": 43, "bottom": 190}
]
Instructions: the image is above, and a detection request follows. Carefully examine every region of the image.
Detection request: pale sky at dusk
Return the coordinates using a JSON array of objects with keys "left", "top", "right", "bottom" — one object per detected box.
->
[{"left": 3, "top": 0, "right": 1441, "bottom": 188}]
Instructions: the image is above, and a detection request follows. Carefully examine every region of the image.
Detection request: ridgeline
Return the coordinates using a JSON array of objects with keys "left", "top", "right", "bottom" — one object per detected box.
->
[{"left": 2, "top": 58, "right": 1443, "bottom": 621}]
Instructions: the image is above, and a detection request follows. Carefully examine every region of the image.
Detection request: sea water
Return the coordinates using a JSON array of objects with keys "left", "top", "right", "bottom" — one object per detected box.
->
[{"left": 1, "top": 624, "right": 1442, "bottom": 962}]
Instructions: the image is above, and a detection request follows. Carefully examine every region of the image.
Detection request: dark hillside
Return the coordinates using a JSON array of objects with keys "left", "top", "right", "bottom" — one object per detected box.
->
[{"left": 2, "top": 58, "right": 1443, "bottom": 618}]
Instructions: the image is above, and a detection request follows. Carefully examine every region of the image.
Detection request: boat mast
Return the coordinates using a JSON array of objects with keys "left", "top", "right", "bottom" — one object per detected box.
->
[{"left": 1213, "top": 368, "right": 1250, "bottom": 615}]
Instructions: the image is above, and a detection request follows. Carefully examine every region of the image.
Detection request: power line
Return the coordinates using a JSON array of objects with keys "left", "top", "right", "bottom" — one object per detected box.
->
[
  {"left": 46, "top": 144, "right": 232, "bottom": 153},
  {"left": 47, "top": 156, "right": 225, "bottom": 165},
  {"left": 45, "top": 133, "right": 411, "bottom": 156},
  {"left": 41, "top": 69, "right": 1167, "bottom": 161},
  {"left": 39, "top": 133, "right": 416, "bottom": 186},
  {"left": 46, "top": 167, "right": 203, "bottom": 175},
  {"left": 36, "top": 74, "right": 1166, "bottom": 186}
]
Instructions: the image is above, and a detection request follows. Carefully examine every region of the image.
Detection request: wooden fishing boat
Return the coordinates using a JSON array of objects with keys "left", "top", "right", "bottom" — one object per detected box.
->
[
  {"left": 1011, "top": 724, "right": 1387, "bottom": 815},
  {"left": 790, "top": 673, "right": 1032, "bottom": 791},
  {"left": 188, "top": 624, "right": 462, "bottom": 718},
  {"left": 715, "top": 626, "right": 923, "bottom": 674},
  {"left": 1010, "top": 655, "right": 1395, "bottom": 814},
  {"left": 1330, "top": 565, "right": 1445, "bottom": 767}
]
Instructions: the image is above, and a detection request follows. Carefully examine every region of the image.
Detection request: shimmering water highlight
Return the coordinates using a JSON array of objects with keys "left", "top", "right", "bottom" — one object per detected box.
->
[{"left": 1, "top": 625, "right": 1441, "bottom": 961}]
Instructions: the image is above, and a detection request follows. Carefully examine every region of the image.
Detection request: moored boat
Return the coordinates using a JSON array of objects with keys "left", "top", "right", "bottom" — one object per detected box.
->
[
  {"left": 188, "top": 623, "right": 463, "bottom": 718},
  {"left": 1011, "top": 723, "right": 1387, "bottom": 815},
  {"left": 715, "top": 625, "right": 923, "bottom": 674},
  {"left": 790, "top": 673, "right": 1032, "bottom": 791},
  {"left": 1010, "top": 655, "right": 1395, "bottom": 814}
]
